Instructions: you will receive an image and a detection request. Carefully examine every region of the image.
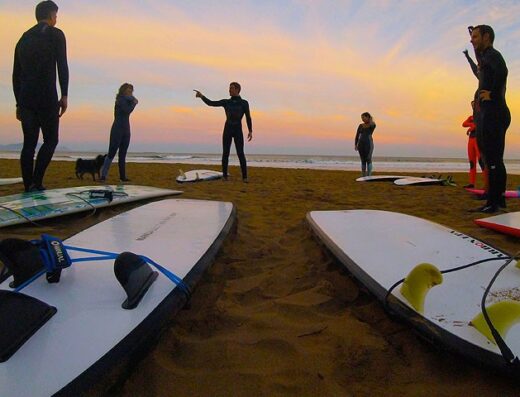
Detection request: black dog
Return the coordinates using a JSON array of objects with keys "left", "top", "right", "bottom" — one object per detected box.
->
[{"left": 75, "top": 154, "right": 107, "bottom": 181}]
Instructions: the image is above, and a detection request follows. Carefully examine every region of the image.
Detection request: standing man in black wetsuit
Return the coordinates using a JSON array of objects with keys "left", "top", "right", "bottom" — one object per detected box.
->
[
  {"left": 12, "top": 1, "right": 69, "bottom": 192},
  {"left": 470, "top": 25, "right": 511, "bottom": 213},
  {"left": 194, "top": 82, "right": 253, "bottom": 182}
]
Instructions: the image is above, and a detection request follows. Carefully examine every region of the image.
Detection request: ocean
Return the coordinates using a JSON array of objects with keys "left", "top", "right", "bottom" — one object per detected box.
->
[{"left": 2, "top": 151, "right": 520, "bottom": 174}]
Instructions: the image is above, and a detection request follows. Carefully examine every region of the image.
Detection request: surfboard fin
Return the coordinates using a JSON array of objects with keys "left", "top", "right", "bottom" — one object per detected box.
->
[
  {"left": 470, "top": 300, "right": 520, "bottom": 343},
  {"left": 114, "top": 252, "right": 158, "bottom": 310},
  {"left": 400, "top": 263, "right": 443, "bottom": 314},
  {"left": 179, "top": 169, "right": 186, "bottom": 180}
]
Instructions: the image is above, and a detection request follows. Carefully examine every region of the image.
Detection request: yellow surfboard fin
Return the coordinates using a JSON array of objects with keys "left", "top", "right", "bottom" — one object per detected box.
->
[
  {"left": 400, "top": 263, "right": 443, "bottom": 314},
  {"left": 179, "top": 169, "right": 186, "bottom": 179},
  {"left": 470, "top": 300, "right": 520, "bottom": 343}
]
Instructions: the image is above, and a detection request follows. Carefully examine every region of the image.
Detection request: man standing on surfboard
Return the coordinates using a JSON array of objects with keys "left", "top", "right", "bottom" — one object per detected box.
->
[
  {"left": 12, "top": 1, "right": 69, "bottom": 192},
  {"left": 194, "top": 82, "right": 253, "bottom": 183},
  {"left": 469, "top": 25, "right": 510, "bottom": 213}
]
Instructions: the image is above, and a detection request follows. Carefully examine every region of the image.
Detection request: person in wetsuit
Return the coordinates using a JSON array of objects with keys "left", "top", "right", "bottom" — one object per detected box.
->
[
  {"left": 462, "top": 101, "right": 487, "bottom": 189},
  {"left": 100, "top": 83, "right": 138, "bottom": 182},
  {"left": 469, "top": 25, "right": 511, "bottom": 213},
  {"left": 354, "top": 112, "right": 376, "bottom": 176},
  {"left": 463, "top": 37, "right": 489, "bottom": 196},
  {"left": 12, "top": 1, "right": 69, "bottom": 192},
  {"left": 195, "top": 82, "right": 253, "bottom": 182}
]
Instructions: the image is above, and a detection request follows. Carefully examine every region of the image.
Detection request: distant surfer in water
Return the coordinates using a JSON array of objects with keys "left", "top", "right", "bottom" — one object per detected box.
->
[
  {"left": 354, "top": 112, "right": 376, "bottom": 176},
  {"left": 462, "top": 101, "right": 487, "bottom": 189},
  {"left": 100, "top": 83, "right": 138, "bottom": 182},
  {"left": 194, "top": 82, "right": 253, "bottom": 182},
  {"left": 469, "top": 25, "right": 510, "bottom": 213}
]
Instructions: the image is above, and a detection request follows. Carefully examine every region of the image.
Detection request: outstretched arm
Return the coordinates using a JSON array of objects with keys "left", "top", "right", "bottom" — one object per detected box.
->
[
  {"left": 194, "top": 90, "right": 226, "bottom": 107},
  {"left": 463, "top": 49, "right": 479, "bottom": 78}
]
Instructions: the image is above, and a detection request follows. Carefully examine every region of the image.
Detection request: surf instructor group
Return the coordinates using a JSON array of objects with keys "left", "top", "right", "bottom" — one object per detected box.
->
[{"left": 10, "top": 1, "right": 512, "bottom": 207}]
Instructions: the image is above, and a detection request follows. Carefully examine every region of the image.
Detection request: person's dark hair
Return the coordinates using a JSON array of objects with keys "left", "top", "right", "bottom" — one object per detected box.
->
[
  {"left": 35, "top": 1, "right": 58, "bottom": 21},
  {"left": 473, "top": 25, "right": 495, "bottom": 44},
  {"left": 116, "top": 83, "right": 133, "bottom": 99},
  {"left": 361, "top": 112, "right": 372, "bottom": 119},
  {"left": 230, "top": 82, "right": 241, "bottom": 93}
]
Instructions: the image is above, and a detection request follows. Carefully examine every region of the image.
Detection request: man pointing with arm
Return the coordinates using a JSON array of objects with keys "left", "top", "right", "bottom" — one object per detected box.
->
[{"left": 195, "top": 82, "right": 253, "bottom": 182}]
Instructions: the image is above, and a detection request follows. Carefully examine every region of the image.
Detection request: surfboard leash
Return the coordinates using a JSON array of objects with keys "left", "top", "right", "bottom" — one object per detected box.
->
[
  {"left": 63, "top": 244, "right": 192, "bottom": 300},
  {"left": 65, "top": 190, "right": 129, "bottom": 217},
  {"left": 5, "top": 235, "right": 191, "bottom": 301},
  {"left": 383, "top": 255, "right": 513, "bottom": 312},
  {"left": 0, "top": 204, "right": 44, "bottom": 227},
  {"left": 481, "top": 252, "right": 520, "bottom": 367},
  {"left": 384, "top": 254, "right": 520, "bottom": 367}
]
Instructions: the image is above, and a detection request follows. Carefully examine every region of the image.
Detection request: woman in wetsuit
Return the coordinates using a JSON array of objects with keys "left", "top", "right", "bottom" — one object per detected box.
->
[
  {"left": 354, "top": 112, "right": 376, "bottom": 176},
  {"left": 100, "top": 83, "right": 138, "bottom": 182}
]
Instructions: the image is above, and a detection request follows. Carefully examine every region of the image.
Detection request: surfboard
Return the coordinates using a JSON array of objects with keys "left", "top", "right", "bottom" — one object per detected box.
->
[
  {"left": 0, "top": 185, "right": 182, "bottom": 228},
  {"left": 475, "top": 212, "right": 520, "bottom": 238},
  {"left": 466, "top": 188, "right": 519, "bottom": 199},
  {"left": 0, "top": 178, "right": 23, "bottom": 186},
  {"left": 356, "top": 175, "right": 410, "bottom": 182},
  {"left": 0, "top": 198, "right": 236, "bottom": 397},
  {"left": 176, "top": 169, "right": 223, "bottom": 183},
  {"left": 307, "top": 209, "right": 520, "bottom": 376},
  {"left": 394, "top": 177, "right": 448, "bottom": 186}
]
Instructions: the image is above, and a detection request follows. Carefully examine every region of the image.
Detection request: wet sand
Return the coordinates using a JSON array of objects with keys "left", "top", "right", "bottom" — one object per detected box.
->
[{"left": 0, "top": 158, "right": 519, "bottom": 396}]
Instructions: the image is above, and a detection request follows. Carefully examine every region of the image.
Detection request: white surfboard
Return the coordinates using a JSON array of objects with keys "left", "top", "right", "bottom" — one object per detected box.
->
[
  {"left": 356, "top": 175, "right": 409, "bottom": 182},
  {"left": 307, "top": 209, "right": 519, "bottom": 375},
  {"left": 0, "top": 185, "right": 182, "bottom": 228},
  {"left": 475, "top": 212, "right": 520, "bottom": 238},
  {"left": 394, "top": 177, "right": 446, "bottom": 186},
  {"left": 176, "top": 169, "right": 223, "bottom": 183},
  {"left": 0, "top": 178, "right": 23, "bottom": 186},
  {"left": 0, "top": 198, "right": 236, "bottom": 397}
]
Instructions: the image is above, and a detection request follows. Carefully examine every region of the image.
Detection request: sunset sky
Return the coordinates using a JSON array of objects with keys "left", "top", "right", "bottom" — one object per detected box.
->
[{"left": 1, "top": 1, "right": 519, "bottom": 157}]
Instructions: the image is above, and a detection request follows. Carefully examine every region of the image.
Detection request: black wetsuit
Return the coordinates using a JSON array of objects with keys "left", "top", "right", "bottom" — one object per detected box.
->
[
  {"left": 464, "top": 51, "right": 486, "bottom": 159},
  {"left": 478, "top": 46, "right": 510, "bottom": 208},
  {"left": 12, "top": 22, "right": 69, "bottom": 191},
  {"left": 200, "top": 95, "right": 252, "bottom": 179},
  {"left": 355, "top": 123, "right": 376, "bottom": 176},
  {"left": 101, "top": 96, "right": 137, "bottom": 180}
]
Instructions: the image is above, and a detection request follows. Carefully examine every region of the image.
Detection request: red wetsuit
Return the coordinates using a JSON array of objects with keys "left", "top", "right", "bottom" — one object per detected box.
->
[{"left": 463, "top": 115, "right": 487, "bottom": 188}]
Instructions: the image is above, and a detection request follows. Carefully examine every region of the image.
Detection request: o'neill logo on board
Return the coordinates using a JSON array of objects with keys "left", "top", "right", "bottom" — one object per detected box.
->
[
  {"left": 51, "top": 239, "right": 67, "bottom": 265},
  {"left": 449, "top": 231, "right": 507, "bottom": 258}
]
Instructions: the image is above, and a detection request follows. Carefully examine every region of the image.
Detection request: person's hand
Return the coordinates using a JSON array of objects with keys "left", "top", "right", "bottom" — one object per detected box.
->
[
  {"left": 247, "top": 131, "right": 253, "bottom": 141},
  {"left": 15, "top": 107, "right": 21, "bottom": 121},
  {"left": 193, "top": 90, "right": 203, "bottom": 98},
  {"left": 463, "top": 49, "right": 469, "bottom": 56},
  {"left": 479, "top": 90, "right": 491, "bottom": 101},
  {"left": 59, "top": 96, "right": 68, "bottom": 117},
  {"left": 133, "top": 97, "right": 139, "bottom": 104}
]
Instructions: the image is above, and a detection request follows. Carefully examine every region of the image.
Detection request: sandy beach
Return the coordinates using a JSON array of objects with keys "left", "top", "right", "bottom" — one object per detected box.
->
[{"left": 1, "top": 158, "right": 519, "bottom": 396}]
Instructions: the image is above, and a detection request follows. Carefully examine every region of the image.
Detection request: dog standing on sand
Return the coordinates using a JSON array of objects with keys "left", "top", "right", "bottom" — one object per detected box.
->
[{"left": 75, "top": 154, "right": 107, "bottom": 180}]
